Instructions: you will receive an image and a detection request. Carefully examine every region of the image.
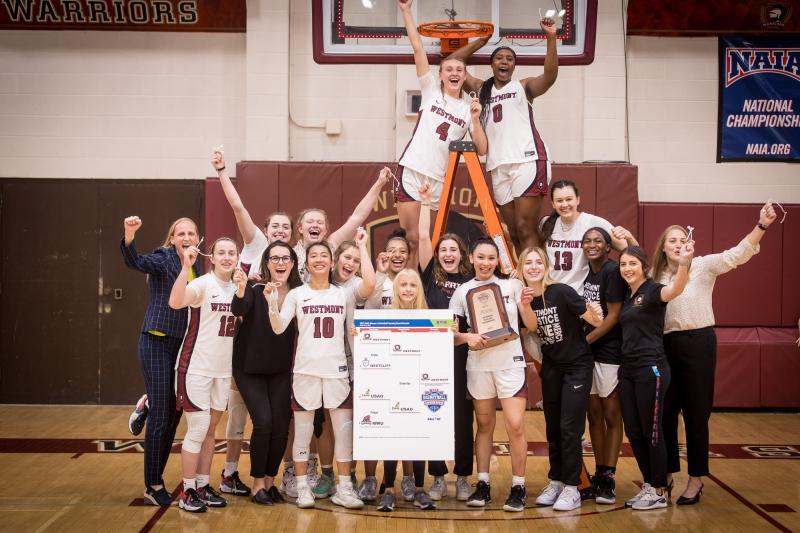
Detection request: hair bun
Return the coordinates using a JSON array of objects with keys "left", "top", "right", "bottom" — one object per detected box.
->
[{"left": 389, "top": 227, "right": 407, "bottom": 239}]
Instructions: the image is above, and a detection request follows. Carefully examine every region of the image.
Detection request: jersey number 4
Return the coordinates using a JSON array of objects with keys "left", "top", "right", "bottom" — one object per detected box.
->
[
  {"left": 435, "top": 121, "right": 451, "bottom": 141},
  {"left": 218, "top": 315, "right": 236, "bottom": 337},
  {"left": 552, "top": 251, "right": 573, "bottom": 271},
  {"left": 313, "top": 316, "right": 335, "bottom": 338}
]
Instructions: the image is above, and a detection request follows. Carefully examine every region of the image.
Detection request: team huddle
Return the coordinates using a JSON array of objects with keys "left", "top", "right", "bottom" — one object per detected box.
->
[{"left": 121, "top": 0, "right": 781, "bottom": 516}]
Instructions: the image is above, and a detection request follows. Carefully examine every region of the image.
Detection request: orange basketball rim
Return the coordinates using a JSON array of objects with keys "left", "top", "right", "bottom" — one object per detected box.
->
[{"left": 418, "top": 21, "right": 494, "bottom": 55}]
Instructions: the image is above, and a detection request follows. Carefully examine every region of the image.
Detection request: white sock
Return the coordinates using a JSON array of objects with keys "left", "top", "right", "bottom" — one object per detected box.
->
[
  {"left": 224, "top": 461, "right": 238, "bottom": 478},
  {"left": 512, "top": 476, "right": 525, "bottom": 487},
  {"left": 296, "top": 475, "right": 309, "bottom": 488},
  {"left": 339, "top": 475, "right": 352, "bottom": 489},
  {"left": 478, "top": 472, "right": 490, "bottom": 483},
  {"left": 196, "top": 473, "right": 210, "bottom": 488},
  {"left": 183, "top": 478, "right": 196, "bottom": 491}
]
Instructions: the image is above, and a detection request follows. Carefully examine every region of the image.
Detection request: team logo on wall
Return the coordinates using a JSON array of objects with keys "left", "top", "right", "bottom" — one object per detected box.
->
[
  {"left": 422, "top": 389, "right": 447, "bottom": 413},
  {"left": 761, "top": 3, "right": 792, "bottom": 27}
]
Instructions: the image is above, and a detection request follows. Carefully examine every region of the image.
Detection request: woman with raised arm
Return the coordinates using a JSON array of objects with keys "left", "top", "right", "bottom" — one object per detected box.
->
[
  {"left": 266, "top": 238, "right": 376, "bottom": 510},
  {"left": 393, "top": 0, "right": 487, "bottom": 267},
  {"left": 519, "top": 246, "right": 603, "bottom": 512},
  {"left": 168, "top": 237, "right": 239, "bottom": 513},
  {"left": 617, "top": 242, "right": 693, "bottom": 511},
  {"left": 655, "top": 203, "right": 777, "bottom": 505},
  {"left": 120, "top": 215, "right": 201, "bottom": 507}
]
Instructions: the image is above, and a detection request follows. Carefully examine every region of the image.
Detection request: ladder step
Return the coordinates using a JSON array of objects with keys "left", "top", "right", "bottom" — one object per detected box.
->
[{"left": 448, "top": 140, "right": 476, "bottom": 153}]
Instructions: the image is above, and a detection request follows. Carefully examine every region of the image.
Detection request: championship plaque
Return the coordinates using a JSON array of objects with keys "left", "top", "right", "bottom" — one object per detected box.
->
[{"left": 465, "top": 283, "right": 518, "bottom": 349}]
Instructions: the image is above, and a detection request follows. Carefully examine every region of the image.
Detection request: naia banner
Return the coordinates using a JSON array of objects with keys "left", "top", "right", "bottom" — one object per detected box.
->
[{"left": 718, "top": 36, "right": 800, "bottom": 163}]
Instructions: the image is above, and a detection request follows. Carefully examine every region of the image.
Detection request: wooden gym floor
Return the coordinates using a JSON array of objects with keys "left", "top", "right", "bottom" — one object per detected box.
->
[{"left": 0, "top": 406, "right": 798, "bottom": 532}]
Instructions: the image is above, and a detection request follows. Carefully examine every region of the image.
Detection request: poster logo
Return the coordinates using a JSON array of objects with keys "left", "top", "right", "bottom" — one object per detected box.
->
[
  {"left": 725, "top": 47, "right": 800, "bottom": 87},
  {"left": 422, "top": 389, "right": 447, "bottom": 413}
]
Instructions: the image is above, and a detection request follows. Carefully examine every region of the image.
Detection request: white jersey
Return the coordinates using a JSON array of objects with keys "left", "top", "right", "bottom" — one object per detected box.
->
[
  {"left": 449, "top": 276, "right": 526, "bottom": 371},
  {"left": 365, "top": 275, "right": 393, "bottom": 310},
  {"left": 276, "top": 283, "right": 358, "bottom": 379},
  {"left": 484, "top": 79, "right": 550, "bottom": 171},
  {"left": 543, "top": 212, "right": 615, "bottom": 295},
  {"left": 399, "top": 71, "right": 472, "bottom": 181},
  {"left": 176, "top": 272, "right": 237, "bottom": 378},
  {"left": 239, "top": 230, "right": 268, "bottom": 275}
]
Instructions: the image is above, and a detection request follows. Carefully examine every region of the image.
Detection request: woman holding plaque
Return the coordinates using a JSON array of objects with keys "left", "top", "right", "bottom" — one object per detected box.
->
[
  {"left": 617, "top": 243, "right": 693, "bottom": 510},
  {"left": 449, "top": 239, "right": 539, "bottom": 512},
  {"left": 518, "top": 247, "right": 603, "bottom": 512}
]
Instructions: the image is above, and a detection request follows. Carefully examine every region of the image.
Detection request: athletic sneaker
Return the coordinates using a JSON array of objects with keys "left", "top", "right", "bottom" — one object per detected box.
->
[
  {"left": 197, "top": 485, "right": 227, "bottom": 507},
  {"left": 580, "top": 476, "right": 596, "bottom": 500},
  {"left": 503, "top": 485, "right": 526, "bottom": 512},
  {"left": 178, "top": 488, "right": 207, "bottom": 513},
  {"left": 377, "top": 491, "right": 396, "bottom": 512},
  {"left": 455, "top": 476, "right": 471, "bottom": 501},
  {"left": 128, "top": 394, "right": 149, "bottom": 436},
  {"left": 296, "top": 484, "right": 315, "bottom": 509},
  {"left": 553, "top": 485, "right": 581, "bottom": 511},
  {"left": 535, "top": 480, "right": 565, "bottom": 507},
  {"left": 307, "top": 457, "right": 320, "bottom": 489},
  {"left": 357, "top": 476, "right": 378, "bottom": 502},
  {"left": 429, "top": 476, "right": 446, "bottom": 500},
  {"left": 143, "top": 485, "right": 173, "bottom": 506},
  {"left": 280, "top": 465, "right": 298, "bottom": 498},
  {"left": 625, "top": 483, "right": 651, "bottom": 508},
  {"left": 400, "top": 476, "right": 416, "bottom": 501},
  {"left": 220, "top": 470, "right": 251, "bottom": 496},
  {"left": 267, "top": 485, "right": 285, "bottom": 504},
  {"left": 595, "top": 475, "right": 616, "bottom": 505},
  {"left": 467, "top": 480, "right": 491, "bottom": 507},
  {"left": 631, "top": 486, "right": 668, "bottom": 510},
  {"left": 312, "top": 473, "right": 336, "bottom": 499},
  {"left": 331, "top": 484, "right": 364, "bottom": 509},
  {"left": 413, "top": 491, "right": 436, "bottom": 510}
]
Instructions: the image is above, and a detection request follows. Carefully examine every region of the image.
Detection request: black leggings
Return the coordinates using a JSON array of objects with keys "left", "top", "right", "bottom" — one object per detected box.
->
[
  {"left": 540, "top": 358, "right": 593, "bottom": 486},
  {"left": 384, "top": 460, "right": 426, "bottom": 488},
  {"left": 429, "top": 345, "right": 473, "bottom": 477},
  {"left": 619, "top": 362, "right": 671, "bottom": 488},
  {"left": 663, "top": 327, "right": 716, "bottom": 477},
  {"left": 233, "top": 368, "right": 292, "bottom": 478}
]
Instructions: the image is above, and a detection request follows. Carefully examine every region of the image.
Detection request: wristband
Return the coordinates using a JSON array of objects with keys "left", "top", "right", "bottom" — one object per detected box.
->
[
  {"left": 757, "top": 223, "right": 768, "bottom": 231},
  {"left": 215, "top": 166, "right": 225, "bottom": 172}
]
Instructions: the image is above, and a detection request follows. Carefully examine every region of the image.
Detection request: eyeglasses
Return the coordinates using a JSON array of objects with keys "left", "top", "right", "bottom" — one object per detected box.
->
[{"left": 268, "top": 256, "right": 293, "bottom": 264}]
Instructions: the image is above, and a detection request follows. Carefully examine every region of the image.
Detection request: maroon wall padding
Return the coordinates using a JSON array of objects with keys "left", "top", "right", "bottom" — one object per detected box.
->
[
  {"left": 595, "top": 164, "right": 639, "bottom": 241},
  {"left": 758, "top": 328, "right": 800, "bottom": 408},
  {"left": 236, "top": 161, "right": 280, "bottom": 242},
  {"left": 781, "top": 205, "right": 800, "bottom": 327},
  {"left": 712, "top": 205, "right": 782, "bottom": 327},
  {"left": 551, "top": 164, "right": 598, "bottom": 215},
  {"left": 204, "top": 178, "right": 238, "bottom": 270},
  {"left": 713, "top": 328, "right": 760, "bottom": 408},
  {"left": 639, "top": 203, "right": 715, "bottom": 258}
]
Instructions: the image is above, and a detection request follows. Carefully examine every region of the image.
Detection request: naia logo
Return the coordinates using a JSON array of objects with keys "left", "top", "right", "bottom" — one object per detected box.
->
[
  {"left": 725, "top": 46, "right": 800, "bottom": 87},
  {"left": 422, "top": 389, "right": 447, "bottom": 413}
]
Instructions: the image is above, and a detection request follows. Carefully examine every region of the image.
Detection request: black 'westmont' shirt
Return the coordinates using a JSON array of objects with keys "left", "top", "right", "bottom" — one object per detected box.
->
[
  {"left": 532, "top": 283, "right": 593, "bottom": 366},
  {"left": 582, "top": 259, "right": 625, "bottom": 365}
]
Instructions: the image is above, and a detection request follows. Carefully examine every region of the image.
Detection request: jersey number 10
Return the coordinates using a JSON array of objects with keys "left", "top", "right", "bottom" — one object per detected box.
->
[{"left": 313, "top": 316, "right": 335, "bottom": 338}]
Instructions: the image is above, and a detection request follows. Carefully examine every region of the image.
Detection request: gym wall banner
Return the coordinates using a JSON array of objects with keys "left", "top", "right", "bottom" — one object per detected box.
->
[
  {"left": 0, "top": 1, "right": 246, "bottom": 32},
  {"left": 718, "top": 36, "right": 800, "bottom": 163}
]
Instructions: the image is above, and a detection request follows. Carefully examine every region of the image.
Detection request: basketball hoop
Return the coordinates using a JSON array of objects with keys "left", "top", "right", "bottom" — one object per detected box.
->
[{"left": 418, "top": 21, "right": 494, "bottom": 55}]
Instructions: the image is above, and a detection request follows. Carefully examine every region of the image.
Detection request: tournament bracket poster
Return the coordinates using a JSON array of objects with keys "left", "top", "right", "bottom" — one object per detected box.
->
[
  {"left": 353, "top": 310, "right": 454, "bottom": 460},
  {"left": 718, "top": 36, "right": 800, "bottom": 162}
]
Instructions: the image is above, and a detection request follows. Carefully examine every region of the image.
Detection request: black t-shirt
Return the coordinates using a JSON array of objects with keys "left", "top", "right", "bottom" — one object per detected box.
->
[
  {"left": 582, "top": 260, "right": 625, "bottom": 364},
  {"left": 532, "top": 283, "right": 593, "bottom": 366},
  {"left": 619, "top": 279, "right": 667, "bottom": 367},
  {"left": 421, "top": 260, "right": 472, "bottom": 311}
]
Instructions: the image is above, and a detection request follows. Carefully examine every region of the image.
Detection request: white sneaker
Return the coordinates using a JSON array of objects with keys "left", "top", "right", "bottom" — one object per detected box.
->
[
  {"left": 535, "top": 480, "right": 565, "bottom": 507},
  {"left": 295, "top": 484, "right": 315, "bottom": 509},
  {"left": 553, "top": 485, "right": 581, "bottom": 511},
  {"left": 429, "top": 476, "right": 447, "bottom": 501},
  {"left": 401, "top": 476, "right": 416, "bottom": 501},
  {"left": 331, "top": 484, "right": 364, "bottom": 509},
  {"left": 625, "top": 483, "right": 651, "bottom": 508},
  {"left": 631, "top": 486, "right": 668, "bottom": 510},
  {"left": 280, "top": 465, "right": 298, "bottom": 498},
  {"left": 307, "top": 457, "right": 319, "bottom": 489},
  {"left": 456, "top": 476, "right": 471, "bottom": 501}
]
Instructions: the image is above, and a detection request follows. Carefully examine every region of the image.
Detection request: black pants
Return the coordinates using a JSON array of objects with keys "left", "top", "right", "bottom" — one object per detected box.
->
[
  {"left": 384, "top": 460, "right": 426, "bottom": 488},
  {"left": 619, "top": 362, "right": 671, "bottom": 488},
  {"left": 541, "top": 357, "right": 593, "bottom": 486},
  {"left": 138, "top": 333, "right": 183, "bottom": 487},
  {"left": 233, "top": 368, "right": 292, "bottom": 478},
  {"left": 663, "top": 327, "right": 716, "bottom": 477},
  {"left": 429, "top": 345, "right": 473, "bottom": 477}
]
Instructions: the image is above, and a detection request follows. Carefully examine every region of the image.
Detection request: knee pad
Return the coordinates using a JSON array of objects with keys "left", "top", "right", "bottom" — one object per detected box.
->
[
  {"left": 292, "top": 411, "right": 315, "bottom": 462},
  {"left": 330, "top": 408, "right": 353, "bottom": 462},
  {"left": 226, "top": 389, "right": 248, "bottom": 440},
  {"left": 183, "top": 410, "right": 211, "bottom": 454}
]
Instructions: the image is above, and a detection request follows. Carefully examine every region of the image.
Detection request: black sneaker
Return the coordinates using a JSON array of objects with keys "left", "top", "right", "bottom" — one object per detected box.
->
[
  {"left": 579, "top": 475, "right": 596, "bottom": 500},
  {"left": 197, "top": 484, "right": 227, "bottom": 507},
  {"left": 251, "top": 488, "right": 273, "bottom": 506},
  {"left": 267, "top": 485, "right": 285, "bottom": 504},
  {"left": 220, "top": 470, "right": 251, "bottom": 496},
  {"left": 595, "top": 475, "right": 616, "bottom": 505},
  {"left": 128, "top": 394, "right": 149, "bottom": 436},
  {"left": 502, "top": 484, "right": 526, "bottom": 512},
  {"left": 179, "top": 488, "right": 207, "bottom": 513},
  {"left": 466, "top": 480, "right": 491, "bottom": 507},
  {"left": 143, "top": 485, "right": 173, "bottom": 506}
]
